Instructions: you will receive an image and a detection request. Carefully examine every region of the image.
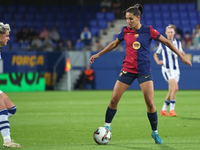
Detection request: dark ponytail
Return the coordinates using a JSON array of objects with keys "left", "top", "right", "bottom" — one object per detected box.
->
[{"left": 126, "top": 3, "right": 143, "bottom": 17}]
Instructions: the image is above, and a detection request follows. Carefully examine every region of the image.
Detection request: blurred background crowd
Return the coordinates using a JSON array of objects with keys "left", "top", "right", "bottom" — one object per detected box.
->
[{"left": 1, "top": 0, "right": 200, "bottom": 52}]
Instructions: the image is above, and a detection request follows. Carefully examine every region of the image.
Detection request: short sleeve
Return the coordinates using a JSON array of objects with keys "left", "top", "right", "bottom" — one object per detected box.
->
[
  {"left": 178, "top": 41, "right": 183, "bottom": 52},
  {"left": 150, "top": 26, "right": 160, "bottom": 41},
  {"left": 117, "top": 27, "right": 125, "bottom": 41},
  {"left": 155, "top": 43, "right": 163, "bottom": 54}
]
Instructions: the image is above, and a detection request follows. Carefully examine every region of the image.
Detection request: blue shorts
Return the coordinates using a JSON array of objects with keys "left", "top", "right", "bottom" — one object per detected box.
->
[{"left": 117, "top": 71, "right": 153, "bottom": 85}]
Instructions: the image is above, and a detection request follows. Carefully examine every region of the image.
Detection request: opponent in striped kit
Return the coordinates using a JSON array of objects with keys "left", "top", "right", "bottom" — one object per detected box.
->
[
  {"left": 0, "top": 22, "right": 22, "bottom": 147},
  {"left": 90, "top": 4, "right": 192, "bottom": 144},
  {"left": 154, "top": 25, "right": 186, "bottom": 117}
]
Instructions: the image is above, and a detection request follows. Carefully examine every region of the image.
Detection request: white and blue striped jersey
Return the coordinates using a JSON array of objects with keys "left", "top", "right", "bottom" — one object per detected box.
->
[{"left": 156, "top": 39, "right": 183, "bottom": 70}]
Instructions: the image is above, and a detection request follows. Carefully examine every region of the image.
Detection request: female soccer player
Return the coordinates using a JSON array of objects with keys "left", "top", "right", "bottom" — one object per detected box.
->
[
  {"left": 0, "top": 22, "right": 22, "bottom": 147},
  {"left": 90, "top": 4, "right": 192, "bottom": 144},
  {"left": 154, "top": 25, "right": 185, "bottom": 117}
]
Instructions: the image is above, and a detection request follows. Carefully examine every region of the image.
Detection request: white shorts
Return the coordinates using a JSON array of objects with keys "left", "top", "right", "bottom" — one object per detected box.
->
[
  {"left": 0, "top": 90, "right": 3, "bottom": 94},
  {"left": 161, "top": 66, "right": 180, "bottom": 82}
]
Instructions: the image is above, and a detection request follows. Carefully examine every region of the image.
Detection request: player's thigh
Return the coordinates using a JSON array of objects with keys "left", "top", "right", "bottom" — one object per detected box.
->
[
  {"left": 167, "top": 78, "right": 178, "bottom": 91},
  {"left": 111, "top": 80, "right": 130, "bottom": 101},
  {"left": 140, "top": 80, "right": 154, "bottom": 102},
  {"left": 0, "top": 91, "right": 7, "bottom": 110},
  {"left": 0, "top": 92, "right": 15, "bottom": 109}
]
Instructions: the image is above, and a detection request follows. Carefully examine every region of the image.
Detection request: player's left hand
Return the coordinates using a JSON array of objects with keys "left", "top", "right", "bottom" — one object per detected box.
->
[
  {"left": 90, "top": 54, "right": 100, "bottom": 64},
  {"left": 181, "top": 56, "right": 192, "bottom": 67}
]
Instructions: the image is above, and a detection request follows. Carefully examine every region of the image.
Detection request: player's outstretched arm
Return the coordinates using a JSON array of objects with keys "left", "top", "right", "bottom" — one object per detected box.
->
[
  {"left": 90, "top": 38, "right": 121, "bottom": 64},
  {"left": 158, "top": 35, "right": 192, "bottom": 67}
]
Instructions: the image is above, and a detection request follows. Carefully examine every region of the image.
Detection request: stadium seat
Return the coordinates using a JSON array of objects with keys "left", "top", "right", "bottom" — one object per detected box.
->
[
  {"left": 51, "top": 5, "right": 61, "bottom": 13},
  {"left": 9, "top": 35, "right": 16, "bottom": 43},
  {"left": 190, "top": 20, "right": 198, "bottom": 28},
  {"left": 182, "top": 27, "right": 192, "bottom": 35},
  {"left": 2, "top": 13, "right": 13, "bottom": 20},
  {"left": 152, "top": 4, "right": 160, "bottom": 12},
  {"left": 7, "top": 5, "right": 17, "bottom": 13},
  {"left": 96, "top": 12, "right": 105, "bottom": 20},
  {"left": 162, "top": 13, "right": 170, "bottom": 20},
  {"left": 153, "top": 13, "right": 162, "bottom": 20},
  {"left": 187, "top": 3, "right": 196, "bottom": 11},
  {"left": 189, "top": 12, "right": 197, "bottom": 20},
  {"left": 26, "top": 21, "right": 36, "bottom": 28},
  {"left": 156, "top": 27, "right": 164, "bottom": 35},
  {"left": 90, "top": 27, "right": 100, "bottom": 36},
  {"left": 163, "top": 19, "right": 172, "bottom": 27},
  {"left": 83, "top": 5, "right": 93, "bottom": 13},
  {"left": 40, "top": 5, "right": 51, "bottom": 13},
  {"left": 13, "top": 13, "right": 24, "bottom": 21},
  {"left": 11, "top": 42, "right": 21, "bottom": 51},
  {"left": 15, "top": 22, "right": 26, "bottom": 30},
  {"left": 106, "top": 12, "right": 115, "bottom": 22},
  {"left": 146, "top": 20, "right": 154, "bottom": 26},
  {"left": 75, "top": 41, "right": 85, "bottom": 50},
  {"left": 145, "top": 13, "right": 153, "bottom": 20},
  {"left": 172, "top": 18, "right": 180, "bottom": 25},
  {"left": 171, "top": 12, "right": 179, "bottom": 20},
  {"left": 160, "top": 4, "right": 169, "bottom": 12},
  {"left": 178, "top": 3, "right": 186, "bottom": 11},
  {"left": 25, "top": 14, "right": 35, "bottom": 21},
  {"left": 89, "top": 20, "right": 98, "bottom": 27},
  {"left": 35, "top": 14, "right": 45, "bottom": 22},
  {"left": 144, "top": 4, "right": 152, "bottom": 12},
  {"left": 180, "top": 12, "right": 188, "bottom": 20},
  {"left": 98, "top": 20, "right": 107, "bottom": 29},
  {"left": 169, "top": 4, "right": 178, "bottom": 11},
  {"left": 61, "top": 5, "right": 71, "bottom": 13},
  {"left": 73, "top": 5, "right": 82, "bottom": 13},
  {"left": 28, "top": 6, "right": 38, "bottom": 13},
  {"left": 0, "top": 6, "right": 5, "bottom": 14},
  {"left": 181, "top": 20, "right": 190, "bottom": 27},
  {"left": 18, "top": 5, "right": 27, "bottom": 13},
  {"left": 155, "top": 20, "right": 163, "bottom": 28}
]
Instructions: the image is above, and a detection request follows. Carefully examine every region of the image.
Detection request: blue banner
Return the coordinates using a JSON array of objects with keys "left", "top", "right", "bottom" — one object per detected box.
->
[{"left": 92, "top": 50, "right": 200, "bottom": 90}]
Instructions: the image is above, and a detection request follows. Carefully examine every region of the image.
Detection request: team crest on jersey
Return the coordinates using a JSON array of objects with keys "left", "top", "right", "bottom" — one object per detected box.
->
[
  {"left": 134, "top": 34, "right": 139, "bottom": 38},
  {"left": 132, "top": 41, "right": 141, "bottom": 50}
]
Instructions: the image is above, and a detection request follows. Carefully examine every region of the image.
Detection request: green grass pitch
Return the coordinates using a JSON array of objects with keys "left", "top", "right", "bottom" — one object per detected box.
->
[{"left": 2, "top": 90, "right": 200, "bottom": 150}]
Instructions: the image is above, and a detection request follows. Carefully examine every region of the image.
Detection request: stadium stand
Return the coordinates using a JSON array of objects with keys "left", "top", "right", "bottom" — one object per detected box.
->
[{"left": 0, "top": 2, "right": 199, "bottom": 51}]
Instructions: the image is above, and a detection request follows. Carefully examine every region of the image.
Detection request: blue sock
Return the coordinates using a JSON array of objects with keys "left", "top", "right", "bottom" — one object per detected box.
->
[
  {"left": 147, "top": 111, "right": 158, "bottom": 131},
  {"left": 8, "top": 106, "right": 16, "bottom": 118},
  {"left": 105, "top": 107, "right": 117, "bottom": 123},
  {"left": 0, "top": 109, "right": 10, "bottom": 137}
]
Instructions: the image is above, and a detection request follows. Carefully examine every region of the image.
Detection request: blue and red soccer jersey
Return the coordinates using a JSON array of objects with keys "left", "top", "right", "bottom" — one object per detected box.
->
[{"left": 118, "top": 25, "right": 160, "bottom": 74}]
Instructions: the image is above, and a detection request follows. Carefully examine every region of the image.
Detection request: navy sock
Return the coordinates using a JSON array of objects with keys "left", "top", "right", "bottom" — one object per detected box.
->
[
  {"left": 147, "top": 111, "right": 158, "bottom": 131},
  {"left": 105, "top": 107, "right": 117, "bottom": 123},
  {"left": 8, "top": 106, "right": 16, "bottom": 118}
]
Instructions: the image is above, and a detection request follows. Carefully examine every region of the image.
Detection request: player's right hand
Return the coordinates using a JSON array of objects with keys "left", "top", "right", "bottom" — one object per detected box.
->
[
  {"left": 157, "top": 60, "right": 163, "bottom": 65},
  {"left": 90, "top": 54, "right": 100, "bottom": 64}
]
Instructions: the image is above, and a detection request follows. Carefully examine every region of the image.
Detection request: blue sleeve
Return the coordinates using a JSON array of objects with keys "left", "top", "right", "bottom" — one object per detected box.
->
[{"left": 117, "top": 27, "right": 125, "bottom": 41}]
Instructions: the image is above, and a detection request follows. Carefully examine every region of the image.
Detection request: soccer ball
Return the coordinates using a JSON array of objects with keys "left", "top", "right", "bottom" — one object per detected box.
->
[{"left": 93, "top": 127, "right": 112, "bottom": 145}]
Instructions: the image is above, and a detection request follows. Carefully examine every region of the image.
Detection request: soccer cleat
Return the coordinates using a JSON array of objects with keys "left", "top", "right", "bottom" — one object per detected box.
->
[
  {"left": 170, "top": 110, "right": 177, "bottom": 117},
  {"left": 160, "top": 110, "right": 170, "bottom": 116},
  {"left": 3, "top": 140, "right": 23, "bottom": 147},
  {"left": 151, "top": 131, "right": 163, "bottom": 144},
  {"left": 104, "top": 126, "right": 112, "bottom": 132}
]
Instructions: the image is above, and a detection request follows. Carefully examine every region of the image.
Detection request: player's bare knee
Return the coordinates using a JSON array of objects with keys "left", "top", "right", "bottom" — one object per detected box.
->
[
  {"left": 110, "top": 98, "right": 118, "bottom": 107},
  {"left": 146, "top": 101, "right": 155, "bottom": 110}
]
